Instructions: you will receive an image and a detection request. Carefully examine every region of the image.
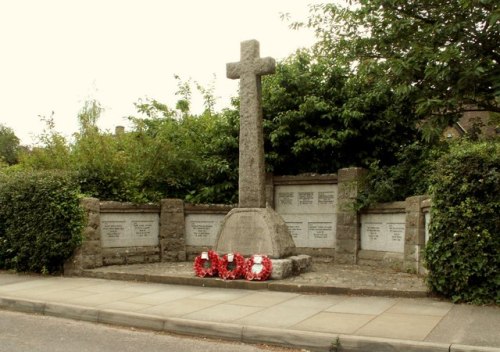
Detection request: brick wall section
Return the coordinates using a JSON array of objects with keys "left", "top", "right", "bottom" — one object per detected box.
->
[
  {"left": 160, "top": 199, "right": 186, "bottom": 262},
  {"left": 335, "top": 167, "right": 367, "bottom": 264},
  {"left": 64, "top": 198, "right": 102, "bottom": 274},
  {"left": 404, "top": 195, "right": 430, "bottom": 273}
]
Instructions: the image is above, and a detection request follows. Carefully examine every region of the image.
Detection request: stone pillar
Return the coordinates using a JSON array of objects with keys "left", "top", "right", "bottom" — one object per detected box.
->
[
  {"left": 64, "top": 198, "right": 103, "bottom": 274},
  {"left": 160, "top": 199, "right": 186, "bottom": 262},
  {"left": 335, "top": 167, "right": 367, "bottom": 264},
  {"left": 404, "top": 195, "right": 428, "bottom": 273}
]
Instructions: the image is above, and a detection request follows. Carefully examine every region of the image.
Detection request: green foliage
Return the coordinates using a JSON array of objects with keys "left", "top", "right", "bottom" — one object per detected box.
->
[
  {"left": 0, "top": 171, "right": 84, "bottom": 274},
  {"left": 261, "top": 49, "right": 422, "bottom": 177},
  {"left": 125, "top": 103, "right": 239, "bottom": 204},
  {"left": 357, "top": 141, "right": 445, "bottom": 207},
  {"left": 303, "top": 0, "right": 500, "bottom": 138},
  {"left": 424, "top": 139, "right": 500, "bottom": 304},
  {"left": 16, "top": 88, "right": 239, "bottom": 204},
  {"left": 19, "top": 113, "right": 72, "bottom": 170},
  {"left": 0, "top": 124, "right": 20, "bottom": 165}
]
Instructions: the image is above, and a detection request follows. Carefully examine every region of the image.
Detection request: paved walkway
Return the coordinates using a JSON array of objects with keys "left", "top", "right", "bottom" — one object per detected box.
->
[{"left": 0, "top": 271, "right": 499, "bottom": 351}]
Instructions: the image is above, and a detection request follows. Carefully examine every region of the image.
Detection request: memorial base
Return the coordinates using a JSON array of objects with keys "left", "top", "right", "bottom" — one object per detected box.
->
[{"left": 215, "top": 207, "right": 296, "bottom": 259}]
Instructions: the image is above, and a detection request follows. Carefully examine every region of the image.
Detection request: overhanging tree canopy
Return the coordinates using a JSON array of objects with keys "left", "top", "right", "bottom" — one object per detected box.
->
[{"left": 303, "top": 0, "right": 499, "bottom": 136}]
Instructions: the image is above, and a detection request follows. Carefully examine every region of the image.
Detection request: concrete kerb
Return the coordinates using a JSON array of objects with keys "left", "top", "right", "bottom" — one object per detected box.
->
[
  {"left": 1, "top": 297, "right": 499, "bottom": 352},
  {"left": 335, "top": 335, "right": 450, "bottom": 352},
  {"left": 450, "top": 346, "right": 500, "bottom": 352}
]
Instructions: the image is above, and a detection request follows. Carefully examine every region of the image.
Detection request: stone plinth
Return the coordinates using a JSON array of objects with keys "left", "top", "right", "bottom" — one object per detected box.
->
[{"left": 215, "top": 207, "right": 295, "bottom": 259}]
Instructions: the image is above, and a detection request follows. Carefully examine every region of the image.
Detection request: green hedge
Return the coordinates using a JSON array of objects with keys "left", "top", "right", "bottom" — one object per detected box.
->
[
  {"left": 424, "top": 140, "right": 499, "bottom": 304},
  {"left": 0, "top": 171, "right": 84, "bottom": 274}
]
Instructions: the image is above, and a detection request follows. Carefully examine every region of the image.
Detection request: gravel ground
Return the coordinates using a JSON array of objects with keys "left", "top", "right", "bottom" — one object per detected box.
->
[{"left": 88, "top": 261, "right": 428, "bottom": 293}]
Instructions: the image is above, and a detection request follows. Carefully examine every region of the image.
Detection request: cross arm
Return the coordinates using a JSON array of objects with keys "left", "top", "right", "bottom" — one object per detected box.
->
[
  {"left": 226, "top": 62, "right": 241, "bottom": 79},
  {"left": 256, "top": 57, "right": 275, "bottom": 76}
]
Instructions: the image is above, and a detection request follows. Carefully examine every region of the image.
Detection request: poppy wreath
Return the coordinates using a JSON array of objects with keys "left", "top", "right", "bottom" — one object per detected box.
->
[
  {"left": 193, "top": 250, "right": 219, "bottom": 278},
  {"left": 218, "top": 252, "right": 245, "bottom": 280},
  {"left": 244, "top": 254, "right": 272, "bottom": 281}
]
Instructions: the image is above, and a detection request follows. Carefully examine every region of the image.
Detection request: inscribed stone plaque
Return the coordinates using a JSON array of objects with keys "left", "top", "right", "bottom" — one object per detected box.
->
[
  {"left": 101, "top": 213, "right": 159, "bottom": 248},
  {"left": 185, "top": 214, "right": 225, "bottom": 246},
  {"left": 361, "top": 213, "right": 405, "bottom": 253},
  {"left": 275, "top": 184, "right": 337, "bottom": 248}
]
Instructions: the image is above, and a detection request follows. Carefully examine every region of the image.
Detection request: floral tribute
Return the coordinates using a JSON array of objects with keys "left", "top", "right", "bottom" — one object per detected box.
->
[
  {"left": 218, "top": 252, "right": 245, "bottom": 280},
  {"left": 193, "top": 250, "right": 219, "bottom": 278},
  {"left": 244, "top": 254, "right": 272, "bottom": 281}
]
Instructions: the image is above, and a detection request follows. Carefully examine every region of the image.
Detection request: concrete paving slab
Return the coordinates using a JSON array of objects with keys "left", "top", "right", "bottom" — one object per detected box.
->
[
  {"left": 387, "top": 298, "right": 453, "bottom": 316},
  {"left": 140, "top": 298, "right": 221, "bottom": 317},
  {"left": 190, "top": 288, "right": 254, "bottom": 301},
  {"left": 37, "top": 276, "right": 106, "bottom": 286},
  {"left": 0, "top": 279, "right": 56, "bottom": 292},
  {"left": 2, "top": 287, "right": 62, "bottom": 299},
  {"left": 292, "top": 312, "right": 376, "bottom": 334},
  {"left": 356, "top": 312, "right": 444, "bottom": 341},
  {"left": 234, "top": 304, "right": 324, "bottom": 328},
  {"left": 326, "top": 296, "right": 399, "bottom": 315},
  {"left": 124, "top": 287, "right": 203, "bottom": 305},
  {"left": 426, "top": 304, "right": 500, "bottom": 348},
  {"left": 76, "top": 281, "right": 144, "bottom": 293},
  {"left": 227, "top": 291, "right": 298, "bottom": 307},
  {"left": 119, "top": 283, "right": 172, "bottom": 294},
  {"left": 182, "top": 303, "right": 263, "bottom": 323},
  {"left": 0, "top": 274, "right": 39, "bottom": 286},
  {"left": 30, "top": 289, "right": 97, "bottom": 303},
  {"left": 275, "top": 294, "right": 346, "bottom": 310},
  {"left": 63, "top": 291, "right": 140, "bottom": 307}
]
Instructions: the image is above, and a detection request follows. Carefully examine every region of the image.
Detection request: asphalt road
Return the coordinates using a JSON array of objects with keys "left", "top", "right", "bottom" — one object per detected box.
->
[{"left": 0, "top": 310, "right": 300, "bottom": 352}]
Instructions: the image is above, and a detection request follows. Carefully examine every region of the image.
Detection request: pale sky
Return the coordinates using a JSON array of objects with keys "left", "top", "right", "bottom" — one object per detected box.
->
[{"left": 0, "top": 0, "right": 323, "bottom": 145}]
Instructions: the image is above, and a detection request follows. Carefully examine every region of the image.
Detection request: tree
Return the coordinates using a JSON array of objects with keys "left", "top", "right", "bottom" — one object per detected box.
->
[
  {"left": 261, "top": 49, "right": 423, "bottom": 178},
  {"left": 303, "top": 0, "right": 500, "bottom": 139},
  {"left": 0, "top": 124, "right": 20, "bottom": 165}
]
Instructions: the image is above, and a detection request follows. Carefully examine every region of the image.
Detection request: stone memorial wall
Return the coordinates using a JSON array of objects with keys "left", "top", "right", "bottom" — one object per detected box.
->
[
  {"left": 275, "top": 183, "right": 337, "bottom": 249},
  {"left": 65, "top": 178, "right": 431, "bottom": 275}
]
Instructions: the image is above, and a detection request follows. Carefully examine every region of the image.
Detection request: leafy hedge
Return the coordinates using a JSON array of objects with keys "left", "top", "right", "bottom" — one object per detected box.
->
[
  {"left": 0, "top": 171, "right": 84, "bottom": 274},
  {"left": 424, "top": 140, "right": 499, "bottom": 304}
]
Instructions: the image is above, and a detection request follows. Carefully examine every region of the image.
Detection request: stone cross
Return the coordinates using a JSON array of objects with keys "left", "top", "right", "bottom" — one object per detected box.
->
[{"left": 226, "top": 39, "right": 275, "bottom": 208}]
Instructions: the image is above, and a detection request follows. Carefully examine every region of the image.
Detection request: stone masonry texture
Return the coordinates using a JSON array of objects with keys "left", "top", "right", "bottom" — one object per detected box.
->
[
  {"left": 226, "top": 39, "right": 275, "bottom": 208},
  {"left": 335, "top": 168, "right": 367, "bottom": 264}
]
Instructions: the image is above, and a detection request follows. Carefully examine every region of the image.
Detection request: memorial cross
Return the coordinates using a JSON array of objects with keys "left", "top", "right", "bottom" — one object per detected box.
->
[{"left": 226, "top": 39, "right": 275, "bottom": 208}]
